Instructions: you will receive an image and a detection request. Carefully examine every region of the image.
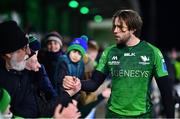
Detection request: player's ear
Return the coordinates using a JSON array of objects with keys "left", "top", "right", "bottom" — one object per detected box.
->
[{"left": 130, "top": 29, "right": 136, "bottom": 34}]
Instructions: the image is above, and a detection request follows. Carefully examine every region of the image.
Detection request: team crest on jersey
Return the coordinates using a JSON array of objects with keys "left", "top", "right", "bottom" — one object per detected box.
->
[
  {"left": 139, "top": 55, "right": 150, "bottom": 65},
  {"left": 108, "top": 56, "right": 120, "bottom": 65}
]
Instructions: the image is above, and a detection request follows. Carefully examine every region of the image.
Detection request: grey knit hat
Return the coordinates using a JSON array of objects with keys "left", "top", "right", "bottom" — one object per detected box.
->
[{"left": 45, "top": 31, "right": 63, "bottom": 47}]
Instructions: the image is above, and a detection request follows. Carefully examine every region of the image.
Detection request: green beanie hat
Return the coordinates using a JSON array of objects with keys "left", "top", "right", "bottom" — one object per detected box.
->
[
  {"left": 0, "top": 88, "right": 11, "bottom": 113},
  {"left": 67, "top": 35, "right": 88, "bottom": 56}
]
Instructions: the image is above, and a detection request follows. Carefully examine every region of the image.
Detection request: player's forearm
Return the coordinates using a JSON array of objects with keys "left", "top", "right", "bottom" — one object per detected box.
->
[
  {"left": 156, "top": 76, "right": 174, "bottom": 118},
  {"left": 81, "top": 70, "right": 106, "bottom": 92}
]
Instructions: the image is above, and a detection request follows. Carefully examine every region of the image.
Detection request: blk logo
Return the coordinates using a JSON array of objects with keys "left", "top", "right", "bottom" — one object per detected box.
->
[{"left": 124, "top": 53, "right": 135, "bottom": 56}]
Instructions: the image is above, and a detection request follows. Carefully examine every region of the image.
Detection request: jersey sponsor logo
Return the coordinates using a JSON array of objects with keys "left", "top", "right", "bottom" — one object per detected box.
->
[
  {"left": 124, "top": 53, "right": 135, "bottom": 56},
  {"left": 112, "top": 56, "right": 118, "bottom": 60},
  {"left": 139, "top": 56, "right": 150, "bottom": 65},
  {"left": 111, "top": 69, "right": 150, "bottom": 78},
  {"left": 108, "top": 56, "right": 120, "bottom": 65}
]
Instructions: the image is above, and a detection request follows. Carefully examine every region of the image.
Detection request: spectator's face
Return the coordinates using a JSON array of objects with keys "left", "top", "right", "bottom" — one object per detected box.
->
[
  {"left": 9, "top": 44, "right": 30, "bottom": 71},
  {"left": 69, "top": 50, "right": 82, "bottom": 63},
  {"left": 47, "top": 40, "right": 61, "bottom": 52},
  {"left": 26, "top": 51, "right": 41, "bottom": 72},
  {"left": 113, "top": 17, "right": 131, "bottom": 45},
  {"left": 87, "top": 49, "right": 98, "bottom": 62}
]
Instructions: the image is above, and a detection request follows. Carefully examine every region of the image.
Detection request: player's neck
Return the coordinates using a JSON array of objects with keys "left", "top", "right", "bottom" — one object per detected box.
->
[{"left": 126, "top": 35, "right": 140, "bottom": 47}]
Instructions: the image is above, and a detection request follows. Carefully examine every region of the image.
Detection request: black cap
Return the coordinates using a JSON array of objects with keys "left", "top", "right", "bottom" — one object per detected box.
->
[{"left": 0, "top": 20, "right": 28, "bottom": 54}]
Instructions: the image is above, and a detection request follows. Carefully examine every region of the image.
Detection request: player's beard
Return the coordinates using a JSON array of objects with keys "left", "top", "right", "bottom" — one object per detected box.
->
[
  {"left": 10, "top": 52, "right": 27, "bottom": 71},
  {"left": 116, "top": 32, "right": 131, "bottom": 45}
]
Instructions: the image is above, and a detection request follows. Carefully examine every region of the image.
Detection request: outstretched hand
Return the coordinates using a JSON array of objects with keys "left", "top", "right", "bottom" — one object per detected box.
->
[{"left": 54, "top": 100, "right": 81, "bottom": 119}]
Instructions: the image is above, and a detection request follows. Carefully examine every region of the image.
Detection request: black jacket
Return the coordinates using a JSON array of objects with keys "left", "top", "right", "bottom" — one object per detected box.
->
[
  {"left": 0, "top": 57, "right": 73, "bottom": 117},
  {"left": 0, "top": 57, "right": 38, "bottom": 118},
  {"left": 38, "top": 50, "right": 64, "bottom": 88}
]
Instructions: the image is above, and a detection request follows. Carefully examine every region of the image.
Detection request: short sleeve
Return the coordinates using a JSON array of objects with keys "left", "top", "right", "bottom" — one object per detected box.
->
[{"left": 153, "top": 47, "right": 168, "bottom": 78}]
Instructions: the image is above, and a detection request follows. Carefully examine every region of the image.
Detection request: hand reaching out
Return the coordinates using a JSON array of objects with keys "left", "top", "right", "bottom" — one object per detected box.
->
[
  {"left": 63, "top": 76, "right": 81, "bottom": 96},
  {"left": 54, "top": 100, "right": 81, "bottom": 119},
  {"left": 63, "top": 76, "right": 76, "bottom": 90},
  {"left": 102, "top": 88, "right": 111, "bottom": 98}
]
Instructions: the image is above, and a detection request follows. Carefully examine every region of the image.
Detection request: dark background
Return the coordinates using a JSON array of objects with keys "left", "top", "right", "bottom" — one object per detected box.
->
[{"left": 0, "top": 0, "right": 179, "bottom": 51}]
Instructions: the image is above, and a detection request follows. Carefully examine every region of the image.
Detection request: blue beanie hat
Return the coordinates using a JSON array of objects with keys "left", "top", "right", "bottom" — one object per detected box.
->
[
  {"left": 67, "top": 35, "right": 88, "bottom": 56},
  {"left": 28, "top": 34, "right": 41, "bottom": 52}
]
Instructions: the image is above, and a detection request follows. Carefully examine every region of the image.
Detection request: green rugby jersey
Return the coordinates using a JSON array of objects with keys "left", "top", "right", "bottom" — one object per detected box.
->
[{"left": 96, "top": 41, "right": 168, "bottom": 116}]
